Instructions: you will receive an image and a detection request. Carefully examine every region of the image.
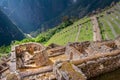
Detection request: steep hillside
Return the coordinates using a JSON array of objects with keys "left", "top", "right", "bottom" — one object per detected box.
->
[
  {"left": 0, "top": 9, "right": 25, "bottom": 46},
  {"left": 0, "top": 0, "right": 72, "bottom": 33},
  {"left": 46, "top": 2, "right": 120, "bottom": 46},
  {"left": 0, "top": 0, "right": 119, "bottom": 33}
]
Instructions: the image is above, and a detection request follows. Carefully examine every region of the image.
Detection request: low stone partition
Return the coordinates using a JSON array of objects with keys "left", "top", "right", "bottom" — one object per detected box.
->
[
  {"left": 47, "top": 46, "right": 65, "bottom": 57},
  {"left": 65, "top": 42, "right": 90, "bottom": 60}
]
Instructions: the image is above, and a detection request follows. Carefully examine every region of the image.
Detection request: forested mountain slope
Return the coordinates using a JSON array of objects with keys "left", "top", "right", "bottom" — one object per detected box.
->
[{"left": 0, "top": 9, "right": 25, "bottom": 46}]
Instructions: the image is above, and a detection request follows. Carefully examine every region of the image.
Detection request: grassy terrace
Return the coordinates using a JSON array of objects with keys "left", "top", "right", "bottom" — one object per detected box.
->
[
  {"left": 97, "top": 3, "right": 120, "bottom": 40},
  {"left": 45, "top": 18, "right": 92, "bottom": 46},
  {"left": 78, "top": 21, "right": 93, "bottom": 42},
  {"left": 105, "top": 14, "right": 120, "bottom": 35},
  {"left": 46, "top": 2, "right": 120, "bottom": 46},
  {"left": 99, "top": 16, "right": 115, "bottom": 40}
]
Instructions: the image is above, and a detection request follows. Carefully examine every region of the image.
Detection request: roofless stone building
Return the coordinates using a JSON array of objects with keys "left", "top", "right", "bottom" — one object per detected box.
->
[{"left": 0, "top": 37, "right": 120, "bottom": 80}]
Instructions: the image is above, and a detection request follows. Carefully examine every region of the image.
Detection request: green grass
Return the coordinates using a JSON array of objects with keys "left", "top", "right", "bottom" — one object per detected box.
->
[
  {"left": 98, "top": 18, "right": 106, "bottom": 40},
  {"left": 97, "top": 3, "right": 120, "bottom": 40},
  {"left": 98, "top": 16, "right": 115, "bottom": 40},
  {"left": 45, "top": 24, "right": 79, "bottom": 45},
  {"left": 45, "top": 18, "right": 92, "bottom": 46},
  {"left": 78, "top": 21, "right": 93, "bottom": 42},
  {"left": 104, "top": 14, "right": 120, "bottom": 35}
]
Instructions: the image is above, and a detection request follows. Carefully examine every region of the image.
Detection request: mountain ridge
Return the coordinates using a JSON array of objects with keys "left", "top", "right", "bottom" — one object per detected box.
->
[
  {"left": 0, "top": 0, "right": 119, "bottom": 34},
  {"left": 0, "top": 9, "right": 25, "bottom": 46}
]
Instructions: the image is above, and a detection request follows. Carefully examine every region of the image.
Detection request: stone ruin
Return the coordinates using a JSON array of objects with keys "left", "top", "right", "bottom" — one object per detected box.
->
[
  {"left": 0, "top": 37, "right": 120, "bottom": 80},
  {"left": 54, "top": 37, "right": 120, "bottom": 80},
  {"left": 65, "top": 40, "right": 117, "bottom": 61},
  {"left": 13, "top": 42, "right": 48, "bottom": 68}
]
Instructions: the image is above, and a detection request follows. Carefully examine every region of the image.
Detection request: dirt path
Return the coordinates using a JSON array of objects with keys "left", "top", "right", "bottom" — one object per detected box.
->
[
  {"left": 75, "top": 25, "right": 82, "bottom": 42},
  {"left": 91, "top": 16, "right": 102, "bottom": 41}
]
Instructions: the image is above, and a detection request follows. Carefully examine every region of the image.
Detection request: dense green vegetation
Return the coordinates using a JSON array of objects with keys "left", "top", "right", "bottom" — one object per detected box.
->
[
  {"left": 0, "top": 46, "right": 11, "bottom": 57},
  {"left": 35, "top": 20, "right": 73, "bottom": 44}
]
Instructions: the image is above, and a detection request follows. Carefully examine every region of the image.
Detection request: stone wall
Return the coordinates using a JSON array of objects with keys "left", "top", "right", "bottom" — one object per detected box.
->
[
  {"left": 115, "top": 36, "right": 120, "bottom": 48},
  {"left": 7, "top": 36, "right": 120, "bottom": 80},
  {"left": 53, "top": 61, "right": 87, "bottom": 80},
  {"left": 65, "top": 42, "right": 90, "bottom": 60},
  {"left": 54, "top": 50, "right": 120, "bottom": 80},
  {"left": 12, "top": 42, "right": 46, "bottom": 68},
  {"left": 75, "top": 50, "right": 120, "bottom": 79},
  {"left": 65, "top": 40, "right": 118, "bottom": 61},
  {"left": 54, "top": 37, "right": 120, "bottom": 80},
  {"left": 47, "top": 46, "right": 65, "bottom": 57}
]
